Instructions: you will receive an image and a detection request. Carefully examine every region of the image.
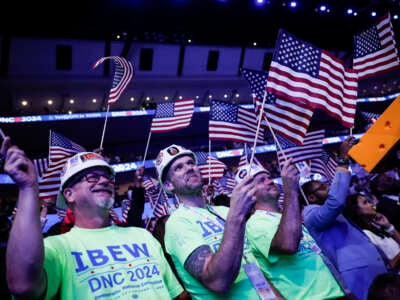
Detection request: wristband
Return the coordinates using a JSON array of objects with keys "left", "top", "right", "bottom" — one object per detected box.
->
[{"left": 385, "top": 224, "right": 395, "bottom": 235}]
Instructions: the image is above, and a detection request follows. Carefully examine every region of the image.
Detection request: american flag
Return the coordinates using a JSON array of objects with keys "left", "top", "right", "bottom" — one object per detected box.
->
[
  {"left": 195, "top": 151, "right": 227, "bottom": 181},
  {"left": 92, "top": 56, "right": 134, "bottom": 105},
  {"left": 39, "top": 131, "right": 86, "bottom": 202},
  {"left": 33, "top": 157, "right": 48, "bottom": 178},
  {"left": 360, "top": 111, "right": 380, "bottom": 125},
  {"left": 238, "top": 144, "right": 263, "bottom": 169},
  {"left": 266, "top": 29, "right": 358, "bottom": 128},
  {"left": 150, "top": 98, "right": 195, "bottom": 133},
  {"left": 121, "top": 199, "right": 131, "bottom": 222},
  {"left": 310, "top": 150, "right": 337, "bottom": 184},
  {"left": 142, "top": 176, "right": 170, "bottom": 218},
  {"left": 209, "top": 100, "right": 264, "bottom": 144},
  {"left": 212, "top": 175, "right": 236, "bottom": 197},
  {"left": 241, "top": 68, "right": 314, "bottom": 145},
  {"left": 276, "top": 129, "right": 325, "bottom": 169},
  {"left": 353, "top": 12, "right": 400, "bottom": 80}
]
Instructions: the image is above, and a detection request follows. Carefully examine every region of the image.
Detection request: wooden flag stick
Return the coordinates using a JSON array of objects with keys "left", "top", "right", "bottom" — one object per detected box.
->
[
  {"left": 208, "top": 139, "right": 211, "bottom": 185},
  {"left": 142, "top": 130, "right": 152, "bottom": 166},
  {"left": 248, "top": 91, "right": 268, "bottom": 173},
  {"left": 99, "top": 105, "right": 110, "bottom": 150}
]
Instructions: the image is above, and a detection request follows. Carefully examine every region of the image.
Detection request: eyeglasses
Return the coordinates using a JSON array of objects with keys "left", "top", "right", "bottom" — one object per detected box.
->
[{"left": 81, "top": 172, "right": 115, "bottom": 184}]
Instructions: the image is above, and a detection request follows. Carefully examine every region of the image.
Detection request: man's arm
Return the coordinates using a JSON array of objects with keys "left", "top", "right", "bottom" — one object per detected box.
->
[
  {"left": 184, "top": 176, "right": 256, "bottom": 294},
  {"left": 304, "top": 136, "right": 355, "bottom": 230},
  {"left": 3, "top": 137, "right": 47, "bottom": 299},
  {"left": 270, "top": 160, "right": 301, "bottom": 254}
]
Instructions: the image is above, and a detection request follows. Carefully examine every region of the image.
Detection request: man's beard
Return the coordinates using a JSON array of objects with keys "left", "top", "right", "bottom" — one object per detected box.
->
[{"left": 94, "top": 197, "right": 115, "bottom": 209}]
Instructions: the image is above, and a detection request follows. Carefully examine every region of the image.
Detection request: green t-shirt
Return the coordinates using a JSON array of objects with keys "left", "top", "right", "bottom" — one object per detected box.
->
[
  {"left": 40, "top": 225, "right": 183, "bottom": 300},
  {"left": 164, "top": 205, "right": 260, "bottom": 300},
  {"left": 246, "top": 210, "right": 345, "bottom": 300}
]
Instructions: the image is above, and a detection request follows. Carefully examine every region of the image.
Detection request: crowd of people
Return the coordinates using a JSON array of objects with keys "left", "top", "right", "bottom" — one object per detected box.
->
[{"left": 0, "top": 135, "right": 399, "bottom": 300}]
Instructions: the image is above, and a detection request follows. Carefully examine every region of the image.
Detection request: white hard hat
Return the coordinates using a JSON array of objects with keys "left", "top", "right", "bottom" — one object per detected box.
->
[
  {"left": 56, "top": 152, "right": 115, "bottom": 209},
  {"left": 235, "top": 164, "right": 270, "bottom": 184},
  {"left": 155, "top": 144, "right": 197, "bottom": 185}
]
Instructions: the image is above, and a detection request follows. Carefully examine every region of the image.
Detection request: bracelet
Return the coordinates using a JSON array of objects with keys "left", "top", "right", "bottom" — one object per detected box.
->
[{"left": 384, "top": 224, "right": 395, "bottom": 235}]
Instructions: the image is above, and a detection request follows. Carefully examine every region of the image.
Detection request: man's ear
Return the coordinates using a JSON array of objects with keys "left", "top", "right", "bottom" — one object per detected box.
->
[
  {"left": 63, "top": 188, "right": 74, "bottom": 205},
  {"left": 307, "top": 194, "right": 316, "bottom": 204},
  {"left": 163, "top": 180, "right": 174, "bottom": 193}
]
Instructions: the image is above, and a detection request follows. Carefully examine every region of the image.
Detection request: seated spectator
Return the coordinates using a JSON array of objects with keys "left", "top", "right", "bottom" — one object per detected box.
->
[
  {"left": 344, "top": 193, "right": 400, "bottom": 270},
  {"left": 367, "top": 273, "right": 400, "bottom": 300}
]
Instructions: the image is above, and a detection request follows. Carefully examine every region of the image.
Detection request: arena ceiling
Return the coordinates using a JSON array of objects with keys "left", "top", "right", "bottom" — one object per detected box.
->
[{"left": 1, "top": 0, "right": 399, "bottom": 51}]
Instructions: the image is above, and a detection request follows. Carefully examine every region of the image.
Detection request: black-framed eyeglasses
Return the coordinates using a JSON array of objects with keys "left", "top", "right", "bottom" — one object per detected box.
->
[{"left": 81, "top": 172, "right": 115, "bottom": 184}]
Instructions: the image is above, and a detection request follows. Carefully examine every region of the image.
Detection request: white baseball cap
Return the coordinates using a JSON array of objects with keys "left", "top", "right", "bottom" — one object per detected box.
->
[
  {"left": 56, "top": 152, "right": 115, "bottom": 209},
  {"left": 235, "top": 164, "right": 270, "bottom": 184},
  {"left": 155, "top": 144, "right": 197, "bottom": 185}
]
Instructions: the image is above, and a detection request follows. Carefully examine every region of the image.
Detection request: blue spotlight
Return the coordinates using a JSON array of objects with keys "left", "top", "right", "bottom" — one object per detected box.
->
[{"left": 290, "top": 1, "right": 297, "bottom": 8}]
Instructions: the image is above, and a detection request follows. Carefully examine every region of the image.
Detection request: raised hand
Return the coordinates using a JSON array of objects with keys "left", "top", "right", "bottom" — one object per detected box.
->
[
  {"left": 1, "top": 137, "right": 37, "bottom": 189},
  {"left": 229, "top": 176, "right": 256, "bottom": 218},
  {"left": 372, "top": 212, "right": 391, "bottom": 229},
  {"left": 339, "top": 136, "right": 356, "bottom": 158},
  {"left": 281, "top": 158, "right": 299, "bottom": 192}
]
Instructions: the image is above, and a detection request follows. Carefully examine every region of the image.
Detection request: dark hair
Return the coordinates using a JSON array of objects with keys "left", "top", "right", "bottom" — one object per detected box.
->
[
  {"left": 299, "top": 180, "right": 318, "bottom": 206},
  {"left": 343, "top": 193, "right": 389, "bottom": 239},
  {"left": 368, "top": 273, "right": 400, "bottom": 300}
]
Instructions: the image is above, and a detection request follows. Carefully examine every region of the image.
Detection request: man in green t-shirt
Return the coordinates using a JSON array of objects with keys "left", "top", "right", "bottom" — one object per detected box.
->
[
  {"left": 2, "top": 136, "right": 184, "bottom": 300},
  {"left": 241, "top": 159, "right": 346, "bottom": 300},
  {"left": 156, "top": 144, "right": 272, "bottom": 300}
]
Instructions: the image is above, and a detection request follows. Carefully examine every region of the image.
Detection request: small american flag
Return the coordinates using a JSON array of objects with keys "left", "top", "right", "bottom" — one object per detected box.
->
[
  {"left": 33, "top": 157, "right": 48, "bottom": 179},
  {"left": 360, "top": 111, "right": 380, "bottom": 125},
  {"left": 276, "top": 130, "right": 325, "bottom": 169},
  {"left": 150, "top": 98, "right": 195, "bottom": 133},
  {"left": 92, "top": 56, "right": 134, "bottom": 105},
  {"left": 238, "top": 144, "right": 263, "bottom": 169},
  {"left": 142, "top": 176, "right": 170, "bottom": 218},
  {"left": 266, "top": 29, "right": 358, "bottom": 128},
  {"left": 310, "top": 150, "right": 337, "bottom": 184},
  {"left": 354, "top": 12, "right": 400, "bottom": 80},
  {"left": 39, "top": 131, "right": 86, "bottom": 202},
  {"left": 242, "top": 68, "right": 314, "bottom": 145},
  {"left": 209, "top": 100, "right": 264, "bottom": 144},
  {"left": 195, "top": 151, "right": 227, "bottom": 181}
]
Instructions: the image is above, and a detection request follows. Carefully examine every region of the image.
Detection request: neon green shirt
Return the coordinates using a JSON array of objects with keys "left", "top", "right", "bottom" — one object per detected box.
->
[
  {"left": 164, "top": 205, "right": 260, "bottom": 300},
  {"left": 246, "top": 210, "right": 345, "bottom": 300},
  {"left": 39, "top": 225, "right": 183, "bottom": 300}
]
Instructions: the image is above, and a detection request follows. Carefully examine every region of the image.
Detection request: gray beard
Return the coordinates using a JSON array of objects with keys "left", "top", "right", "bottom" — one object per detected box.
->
[{"left": 94, "top": 197, "right": 115, "bottom": 209}]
